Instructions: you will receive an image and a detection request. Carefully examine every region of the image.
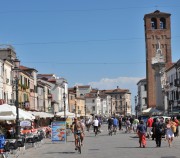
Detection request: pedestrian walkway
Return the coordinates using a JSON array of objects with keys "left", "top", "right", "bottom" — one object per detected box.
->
[{"left": 18, "top": 124, "right": 180, "bottom": 158}]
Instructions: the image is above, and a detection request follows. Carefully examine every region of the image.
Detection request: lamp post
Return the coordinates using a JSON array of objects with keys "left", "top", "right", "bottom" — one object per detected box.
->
[
  {"left": 75, "top": 100, "right": 77, "bottom": 117},
  {"left": 63, "top": 92, "right": 66, "bottom": 118},
  {"left": 85, "top": 104, "right": 86, "bottom": 119},
  {"left": 111, "top": 97, "right": 113, "bottom": 116},
  {"left": 135, "top": 96, "right": 137, "bottom": 118},
  {"left": 13, "top": 58, "right": 20, "bottom": 139}
]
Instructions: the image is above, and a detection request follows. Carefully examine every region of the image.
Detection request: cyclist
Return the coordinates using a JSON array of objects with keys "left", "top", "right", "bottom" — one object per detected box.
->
[
  {"left": 107, "top": 117, "right": 113, "bottom": 132},
  {"left": 113, "top": 117, "right": 118, "bottom": 134},
  {"left": 72, "top": 118, "right": 85, "bottom": 150}
]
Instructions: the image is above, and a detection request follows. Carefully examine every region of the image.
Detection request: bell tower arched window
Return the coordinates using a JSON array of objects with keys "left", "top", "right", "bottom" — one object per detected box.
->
[
  {"left": 151, "top": 18, "right": 157, "bottom": 29},
  {"left": 160, "top": 18, "right": 166, "bottom": 29}
]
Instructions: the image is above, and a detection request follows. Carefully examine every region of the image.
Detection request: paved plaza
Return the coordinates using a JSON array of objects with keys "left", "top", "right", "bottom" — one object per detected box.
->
[{"left": 18, "top": 125, "right": 180, "bottom": 158}]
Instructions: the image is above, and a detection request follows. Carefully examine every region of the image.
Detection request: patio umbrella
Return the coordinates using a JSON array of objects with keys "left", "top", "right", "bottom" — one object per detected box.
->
[
  {"left": 0, "top": 104, "right": 35, "bottom": 121},
  {"left": 28, "top": 111, "right": 54, "bottom": 118},
  {"left": 56, "top": 111, "right": 76, "bottom": 118}
]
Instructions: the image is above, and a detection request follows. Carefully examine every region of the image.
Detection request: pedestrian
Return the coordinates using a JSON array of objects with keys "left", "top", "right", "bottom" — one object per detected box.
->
[
  {"left": 118, "top": 117, "right": 122, "bottom": 130},
  {"left": 173, "top": 117, "right": 179, "bottom": 137},
  {"left": 125, "top": 118, "right": 131, "bottom": 133},
  {"left": 137, "top": 120, "right": 146, "bottom": 148},
  {"left": 154, "top": 118, "right": 164, "bottom": 147},
  {"left": 146, "top": 115, "right": 153, "bottom": 139},
  {"left": 86, "top": 118, "right": 91, "bottom": 132},
  {"left": 132, "top": 118, "right": 139, "bottom": 133},
  {"left": 151, "top": 117, "right": 157, "bottom": 140},
  {"left": 165, "top": 119, "right": 174, "bottom": 147},
  {"left": 93, "top": 117, "right": 99, "bottom": 134}
]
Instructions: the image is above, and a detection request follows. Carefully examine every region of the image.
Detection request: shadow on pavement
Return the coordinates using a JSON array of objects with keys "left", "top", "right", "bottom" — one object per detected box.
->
[
  {"left": 115, "top": 146, "right": 157, "bottom": 149},
  {"left": 44, "top": 151, "right": 76, "bottom": 154},
  {"left": 161, "top": 157, "right": 177, "bottom": 158},
  {"left": 88, "top": 149, "right": 100, "bottom": 151}
]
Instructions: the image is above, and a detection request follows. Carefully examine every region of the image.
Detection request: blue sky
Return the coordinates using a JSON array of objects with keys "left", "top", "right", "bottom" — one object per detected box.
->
[{"left": 0, "top": 0, "right": 180, "bottom": 110}]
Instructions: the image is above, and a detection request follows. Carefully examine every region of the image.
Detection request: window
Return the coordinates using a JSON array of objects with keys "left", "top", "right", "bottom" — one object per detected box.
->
[
  {"left": 144, "top": 98, "right": 147, "bottom": 105},
  {"left": 144, "top": 84, "right": 147, "bottom": 91},
  {"left": 151, "top": 18, "right": 157, "bottom": 29},
  {"left": 92, "top": 106, "right": 95, "bottom": 111},
  {"left": 92, "top": 99, "right": 95, "bottom": 103},
  {"left": 160, "top": 18, "right": 166, "bottom": 29}
]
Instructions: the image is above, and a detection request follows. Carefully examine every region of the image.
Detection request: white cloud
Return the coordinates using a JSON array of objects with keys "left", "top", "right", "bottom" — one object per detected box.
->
[{"left": 88, "top": 76, "right": 143, "bottom": 91}]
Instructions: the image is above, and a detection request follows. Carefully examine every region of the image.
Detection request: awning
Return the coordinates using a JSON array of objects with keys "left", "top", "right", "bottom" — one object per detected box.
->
[
  {"left": 0, "top": 104, "right": 35, "bottom": 121},
  {"left": 142, "top": 107, "right": 162, "bottom": 115},
  {"left": 29, "top": 111, "right": 54, "bottom": 118},
  {"left": 55, "top": 111, "right": 76, "bottom": 118}
]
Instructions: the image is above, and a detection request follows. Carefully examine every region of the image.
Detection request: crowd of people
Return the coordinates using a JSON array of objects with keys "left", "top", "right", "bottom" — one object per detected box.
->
[
  {"left": 1, "top": 114, "right": 179, "bottom": 152},
  {"left": 70, "top": 115, "right": 180, "bottom": 150},
  {"left": 135, "top": 116, "right": 179, "bottom": 148}
]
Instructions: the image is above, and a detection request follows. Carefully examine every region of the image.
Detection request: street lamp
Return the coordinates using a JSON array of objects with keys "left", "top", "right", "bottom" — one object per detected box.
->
[
  {"left": 135, "top": 96, "right": 137, "bottom": 118},
  {"left": 12, "top": 58, "right": 20, "bottom": 139},
  {"left": 63, "top": 92, "right": 66, "bottom": 118},
  {"left": 111, "top": 97, "right": 113, "bottom": 116},
  {"left": 84, "top": 104, "right": 87, "bottom": 124},
  {"left": 75, "top": 100, "right": 77, "bottom": 117}
]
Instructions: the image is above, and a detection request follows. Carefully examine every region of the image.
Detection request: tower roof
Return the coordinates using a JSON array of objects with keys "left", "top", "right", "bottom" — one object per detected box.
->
[{"left": 144, "top": 10, "right": 171, "bottom": 18}]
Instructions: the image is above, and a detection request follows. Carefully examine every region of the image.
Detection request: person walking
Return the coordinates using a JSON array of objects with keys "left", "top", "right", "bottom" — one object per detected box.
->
[
  {"left": 86, "top": 118, "right": 91, "bottom": 132},
  {"left": 118, "top": 117, "right": 122, "bottom": 130},
  {"left": 93, "top": 117, "right": 99, "bottom": 135},
  {"left": 154, "top": 118, "right": 164, "bottom": 147},
  {"left": 113, "top": 117, "right": 118, "bottom": 134},
  {"left": 132, "top": 118, "right": 139, "bottom": 133},
  {"left": 173, "top": 117, "right": 179, "bottom": 137},
  {"left": 146, "top": 115, "right": 153, "bottom": 139},
  {"left": 125, "top": 118, "right": 131, "bottom": 133},
  {"left": 165, "top": 119, "right": 174, "bottom": 147},
  {"left": 151, "top": 117, "right": 157, "bottom": 140},
  {"left": 137, "top": 120, "right": 146, "bottom": 148}
]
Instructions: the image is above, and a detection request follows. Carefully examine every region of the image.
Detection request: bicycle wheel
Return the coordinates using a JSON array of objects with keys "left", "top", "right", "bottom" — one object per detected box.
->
[{"left": 78, "top": 138, "right": 81, "bottom": 154}]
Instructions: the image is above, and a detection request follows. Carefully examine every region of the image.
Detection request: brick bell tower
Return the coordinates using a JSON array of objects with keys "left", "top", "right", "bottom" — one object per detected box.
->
[{"left": 144, "top": 10, "right": 172, "bottom": 108}]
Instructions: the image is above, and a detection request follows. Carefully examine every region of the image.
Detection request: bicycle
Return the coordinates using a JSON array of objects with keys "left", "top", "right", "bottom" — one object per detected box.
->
[
  {"left": 75, "top": 131, "right": 81, "bottom": 154},
  {"left": 113, "top": 126, "right": 117, "bottom": 135},
  {"left": 108, "top": 125, "right": 113, "bottom": 136}
]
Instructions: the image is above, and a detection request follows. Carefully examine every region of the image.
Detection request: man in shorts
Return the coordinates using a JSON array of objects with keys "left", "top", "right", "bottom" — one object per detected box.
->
[{"left": 72, "top": 118, "right": 85, "bottom": 150}]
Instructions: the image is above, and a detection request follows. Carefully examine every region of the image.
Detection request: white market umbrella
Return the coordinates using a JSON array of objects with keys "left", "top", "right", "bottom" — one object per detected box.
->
[
  {"left": 0, "top": 115, "right": 16, "bottom": 121},
  {"left": 0, "top": 104, "right": 17, "bottom": 116},
  {"left": 56, "top": 111, "right": 75, "bottom": 118},
  {"left": 28, "top": 111, "right": 54, "bottom": 118},
  {"left": 142, "top": 107, "right": 162, "bottom": 115},
  {"left": 142, "top": 107, "right": 152, "bottom": 113},
  {"left": 0, "top": 104, "right": 35, "bottom": 121}
]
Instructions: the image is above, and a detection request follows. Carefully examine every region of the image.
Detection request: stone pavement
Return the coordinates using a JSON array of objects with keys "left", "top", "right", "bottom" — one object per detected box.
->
[{"left": 18, "top": 125, "right": 180, "bottom": 158}]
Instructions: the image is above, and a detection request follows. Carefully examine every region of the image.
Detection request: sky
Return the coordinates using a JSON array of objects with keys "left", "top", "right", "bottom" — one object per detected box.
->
[{"left": 0, "top": 0, "right": 180, "bottom": 111}]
